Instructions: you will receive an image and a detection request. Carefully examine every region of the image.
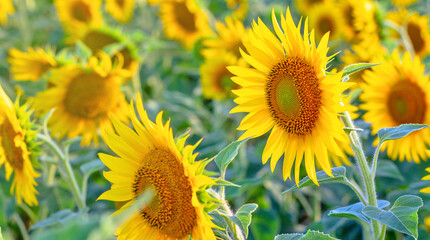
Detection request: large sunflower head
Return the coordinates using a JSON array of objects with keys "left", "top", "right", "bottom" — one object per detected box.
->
[
  {"left": 106, "top": 0, "right": 135, "bottom": 23},
  {"left": 8, "top": 47, "right": 58, "bottom": 82},
  {"left": 32, "top": 53, "right": 130, "bottom": 146},
  {"left": 0, "top": 85, "right": 40, "bottom": 206},
  {"left": 360, "top": 50, "right": 430, "bottom": 163},
  {"left": 55, "top": 0, "right": 102, "bottom": 42},
  {"left": 228, "top": 9, "right": 353, "bottom": 185},
  {"left": 200, "top": 52, "right": 245, "bottom": 100},
  {"left": 159, "top": 0, "right": 212, "bottom": 49},
  {"left": 0, "top": 0, "right": 14, "bottom": 24},
  {"left": 81, "top": 27, "right": 139, "bottom": 77},
  {"left": 307, "top": 2, "right": 344, "bottom": 41},
  {"left": 98, "top": 93, "right": 217, "bottom": 240},
  {"left": 202, "top": 17, "right": 248, "bottom": 59}
]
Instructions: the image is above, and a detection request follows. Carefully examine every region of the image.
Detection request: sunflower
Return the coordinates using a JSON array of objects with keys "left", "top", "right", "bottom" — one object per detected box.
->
[
  {"left": 0, "top": 85, "right": 40, "bottom": 206},
  {"left": 106, "top": 0, "right": 135, "bottom": 23},
  {"left": 295, "top": 0, "right": 332, "bottom": 15},
  {"left": 200, "top": 52, "right": 245, "bottom": 100},
  {"left": 159, "top": 0, "right": 212, "bottom": 49},
  {"left": 225, "top": 0, "right": 248, "bottom": 20},
  {"left": 55, "top": 0, "right": 102, "bottom": 42},
  {"left": 307, "top": 3, "right": 344, "bottom": 41},
  {"left": 422, "top": 167, "right": 430, "bottom": 193},
  {"left": 202, "top": 17, "right": 248, "bottom": 59},
  {"left": 7, "top": 47, "right": 58, "bottom": 82},
  {"left": 387, "top": 10, "right": 430, "bottom": 58},
  {"left": 81, "top": 27, "right": 139, "bottom": 77},
  {"left": 32, "top": 53, "right": 130, "bottom": 146},
  {"left": 228, "top": 9, "right": 353, "bottom": 185},
  {"left": 98, "top": 93, "right": 217, "bottom": 240},
  {"left": 391, "top": 0, "right": 418, "bottom": 7},
  {"left": 0, "top": 0, "right": 14, "bottom": 24},
  {"left": 360, "top": 50, "right": 430, "bottom": 163}
]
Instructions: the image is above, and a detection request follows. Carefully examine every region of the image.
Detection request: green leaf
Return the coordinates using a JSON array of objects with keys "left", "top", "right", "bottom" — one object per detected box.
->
[
  {"left": 214, "top": 139, "right": 249, "bottom": 175},
  {"left": 213, "top": 229, "right": 233, "bottom": 240},
  {"left": 80, "top": 159, "right": 105, "bottom": 177},
  {"left": 250, "top": 209, "right": 280, "bottom": 240},
  {"left": 274, "top": 230, "right": 339, "bottom": 239},
  {"left": 376, "top": 160, "right": 405, "bottom": 181},
  {"left": 362, "top": 195, "right": 423, "bottom": 240},
  {"left": 75, "top": 41, "right": 92, "bottom": 60},
  {"left": 328, "top": 200, "right": 390, "bottom": 223},
  {"left": 342, "top": 63, "right": 380, "bottom": 77},
  {"left": 229, "top": 203, "right": 258, "bottom": 238},
  {"left": 213, "top": 179, "right": 240, "bottom": 188},
  {"left": 377, "top": 124, "right": 430, "bottom": 145},
  {"left": 30, "top": 210, "right": 80, "bottom": 230},
  {"left": 283, "top": 167, "right": 346, "bottom": 193}
]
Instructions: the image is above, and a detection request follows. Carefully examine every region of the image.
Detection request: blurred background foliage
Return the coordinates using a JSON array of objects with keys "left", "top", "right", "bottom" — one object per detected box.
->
[{"left": 0, "top": 0, "right": 429, "bottom": 239}]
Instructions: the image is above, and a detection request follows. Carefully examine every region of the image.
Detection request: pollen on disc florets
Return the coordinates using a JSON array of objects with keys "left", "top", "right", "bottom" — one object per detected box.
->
[
  {"left": 266, "top": 57, "right": 322, "bottom": 135},
  {"left": 132, "top": 148, "right": 197, "bottom": 239}
]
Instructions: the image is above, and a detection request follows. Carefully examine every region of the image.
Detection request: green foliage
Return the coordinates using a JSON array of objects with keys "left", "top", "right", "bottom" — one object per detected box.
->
[
  {"left": 328, "top": 200, "right": 390, "bottom": 223},
  {"left": 362, "top": 195, "right": 423, "bottom": 240},
  {"left": 377, "top": 124, "right": 430, "bottom": 145},
  {"left": 228, "top": 203, "right": 258, "bottom": 238},
  {"left": 214, "top": 139, "right": 249, "bottom": 176},
  {"left": 376, "top": 160, "right": 405, "bottom": 181},
  {"left": 341, "top": 63, "right": 381, "bottom": 78},
  {"left": 275, "top": 230, "right": 339, "bottom": 240},
  {"left": 284, "top": 167, "right": 347, "bottom": 193}
]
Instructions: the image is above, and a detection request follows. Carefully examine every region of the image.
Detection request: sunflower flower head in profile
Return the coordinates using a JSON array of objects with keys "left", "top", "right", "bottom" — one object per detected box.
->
[
  {"left": 228, "top": 9, "right": 353, "bottom": 185},
  {"left": 98, "top": 93, "right": 217, "bottom": 240},
  {"left": 0, "top": 85, "right": 40, "bottom": 206},
  {"left": 32, "top": 52, "right": 130, "bottom": 146}
]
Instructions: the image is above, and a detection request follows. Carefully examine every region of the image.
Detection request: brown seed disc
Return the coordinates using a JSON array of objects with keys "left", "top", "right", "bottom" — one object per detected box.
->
[
  {"left": 0, "top": 115, "right": 24, "bottom": 170},
  {"left": 266, "top": 57, "right": 322, "bottom": 135},
  {"left": 133, "top": 149, "right": 197, "bottom": 238},
  {"left": 173, "top": 1, "right": 197, "bottom": 33}
]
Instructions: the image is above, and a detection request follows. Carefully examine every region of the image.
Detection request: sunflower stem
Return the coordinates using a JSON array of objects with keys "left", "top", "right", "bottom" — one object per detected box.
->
[
  {"left": 371, "top": 144, "right": 382, "bottom": 179},
  {"left": 340, "top": 112, "right": 379, "bottom": 239},
  {"left": 37, "top": 133, "right": 86, "bottom": 211},
  {"left": 378, "top": 224, "right": 387, "bottom": 240},
  {"left": 218, "top": 200, "right": 245, "bottom": 240},
  {"left": 11, "top": 213, "right": 29, "bottom": 240},
  {"left": 344, "top": 178, "right": 367, "bottom": 205}
]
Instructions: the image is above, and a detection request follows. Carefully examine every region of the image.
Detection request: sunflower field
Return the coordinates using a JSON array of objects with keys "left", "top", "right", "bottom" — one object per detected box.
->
[{"left": 1, "top": 0, "right": 430, "bottom": 239}]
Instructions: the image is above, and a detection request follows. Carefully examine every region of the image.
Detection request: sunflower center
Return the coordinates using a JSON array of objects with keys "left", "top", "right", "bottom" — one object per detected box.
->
[
  {"left": 266, "top": 57, "right": 322, "bottom": 135},
  {"left": 115, "top": 0, "right": 125, "bottom": 8},
  {"left": 72, "top": 2, "right": 92, "bottom": 23},
  {"left": 0, "top": 115, "right": 24, "bottom": 170},
  {"left": 132, "top": 149, "right": 197, "bottom": 239},
  {"left": 215, "top": 65, "right": 235, "bottom": 91},
  {"left": 407, "top": 22, "right": 425, "bottom": 54},
  {"left": 63, "top": 72, "right": 119, "bottom": 119},
  {"left": 173, "top": 2, "right": 197, "bottom": 33},
  {"left": 318, "top": 16, "right": 335, "bottom": 35},
  {"left": 387, "top": 80, "right": 426, "bottom": 124}
]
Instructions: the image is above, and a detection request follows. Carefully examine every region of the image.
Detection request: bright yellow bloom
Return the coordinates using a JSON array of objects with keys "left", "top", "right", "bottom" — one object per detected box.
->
[
  {"left": 55, "top": 0, "right": 102, "bottom": 43},
  {"left": 32, "top": 53, "right": 130, "bottom": 146},
  {"left": 421, "top": 168, "right": 430, "bottom": 193},
  {"left": 0, "top": 0, "right": 14, "bottom": 24},
  {"left": 387, "top": 10, "right": 430, "bottom": 58},
  {"left": 81, "top": 27, "right": 139, "bottom": 77},
  {"left": 106, "top": 0, "right": 135, "bottom": 23},
  {"left": 202, "top": 17, "right": 248, "bottom": 59},
  {"left": 225, "top": 0, "right": 248, "bottom": 20},
  {"left": 361, "top": 50, "right": 430, "bottom": 163},
  {"left": 200, "top": 52, "right": 245, "bottom": 100},
  {"left": 391, "top": 0, "right": 418, "bottom": 7},
  {"left": 98, "top": 93, "right": 217, "bottom": 240},
  {"left": 159, "top": 0, "right": 212, "bottom": 49},
  {"left": 295, "top": 0, "right": 332, "bottom": 15},
  {"left": 229, "top": 9, "right": 353, "bottom": 185},
  {"left": 307, "top": 3, "right": 344, "bottom": 41},
  {"left": 0, "top": 85, "right": 40, "bottom": 206},
  {"left": 8, "top": 47, "right": 58, "bottom": 82}
]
